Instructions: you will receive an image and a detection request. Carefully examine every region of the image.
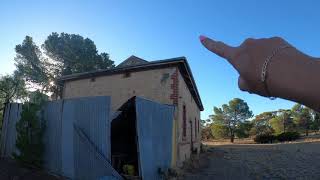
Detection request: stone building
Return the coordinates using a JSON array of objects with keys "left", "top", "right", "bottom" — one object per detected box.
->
[{"left": 58, "top": 55, "right": 203, "bottom": 167}]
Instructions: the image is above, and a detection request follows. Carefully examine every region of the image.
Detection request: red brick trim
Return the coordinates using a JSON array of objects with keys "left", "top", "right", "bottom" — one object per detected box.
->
[{"left": 170, "top": 67, "right": 179, "bottom": 105}]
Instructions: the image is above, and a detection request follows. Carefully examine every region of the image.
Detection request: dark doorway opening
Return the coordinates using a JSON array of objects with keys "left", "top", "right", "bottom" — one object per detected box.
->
[{"left": 111, "top": 97, "right": 140, "bottom": 177}]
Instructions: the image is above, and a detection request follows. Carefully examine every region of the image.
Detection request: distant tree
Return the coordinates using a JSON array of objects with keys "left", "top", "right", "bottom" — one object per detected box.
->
[
  {"left": 310, "top": 110, "right": 320, "bottom": 133},
  {"left": 0, "top": 72, "right": 27, "bottom": 109},
  {"left": 250, "top": 111, "right": 275, "bottom": 136},
  {"left": 201, "top": 126, "right": 213, "bottom": 140},
  {"left": 235, "top": 120, "right": 253, "bottom": 138},
  {"left": 292, "top": 104, "right": 312, "bottom": 136},
  {"left": 269, "top": 110, "right": 294, "bottom": 135},
  {"left": 210, "top": 122, "right": 229, "bottom": 139},
  {"left": 200, "top": 119, "right": 212, "bottom": 128},
  {"left": 0, "top": 72, "right": 27, "bottom": 134},
  {"left": 210, "top": 98, "right": 253, "bottom": 142},
  {"left": 15, "top": 33, "right": 115, "bottom": 97},
  {"left": 269, "top": 116, "right": 284, "bottom": 134},
  {"left": 278, "top": 109, "right": 295, "bottom": 132}
]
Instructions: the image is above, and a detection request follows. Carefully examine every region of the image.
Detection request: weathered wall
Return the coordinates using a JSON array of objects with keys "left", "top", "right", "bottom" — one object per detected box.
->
[
  {"left": 176, "top": 68, "right": 201, "bottom": 165},
  {"left": 63, "top": 68, "right": 175, "bottom": 113},
  {"left": 62, "top": 66, "right": 202, "bottom": 167}
]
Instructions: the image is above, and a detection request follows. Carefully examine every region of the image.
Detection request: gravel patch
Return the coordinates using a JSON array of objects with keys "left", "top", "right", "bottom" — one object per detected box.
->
[{"left": 182, "top": 141, "right": 320, "bottom": 180}]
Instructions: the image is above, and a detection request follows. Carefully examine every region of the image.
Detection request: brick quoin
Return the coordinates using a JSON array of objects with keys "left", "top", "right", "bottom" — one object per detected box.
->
[{"left": 170, "top": 67, "right": 179, "bottom": 105}]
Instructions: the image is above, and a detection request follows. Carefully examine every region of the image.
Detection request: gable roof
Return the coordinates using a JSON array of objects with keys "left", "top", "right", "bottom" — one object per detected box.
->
[
  {"left": 58, "top": 56, "right": 203, "bottom": 111},
  {"left": 116, "top": 55, "right": 148, "bottom": 68}
]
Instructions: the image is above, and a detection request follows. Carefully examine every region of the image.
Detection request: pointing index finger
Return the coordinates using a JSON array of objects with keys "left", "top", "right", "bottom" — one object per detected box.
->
[{"left": 200, "top": 35, "right": 238, "bottom": 63}]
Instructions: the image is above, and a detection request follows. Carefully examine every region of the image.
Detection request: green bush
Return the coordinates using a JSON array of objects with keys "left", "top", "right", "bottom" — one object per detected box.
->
[
  {"left": 13, "top": 103, "right": 45, "bottom": 168},
  {"left": 254, "top": 132, "right": 300, "bottom": 144},
  {"left": 210, "top": 123, "right": 229, "bottom": 139},
  {"left": 254, "top": 134, "right": 276, "bottom": 144},
  {"left": 276, "top": 132, "right": 300, "bottom": 142}
]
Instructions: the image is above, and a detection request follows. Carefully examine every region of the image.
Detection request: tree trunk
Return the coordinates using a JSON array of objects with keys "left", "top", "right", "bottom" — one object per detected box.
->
[
  {"left": 230, "top": 132, "right": 234, "bottom": 143},
  {"left": 306, "top": 129, "right": 309, "bottom": 136}
]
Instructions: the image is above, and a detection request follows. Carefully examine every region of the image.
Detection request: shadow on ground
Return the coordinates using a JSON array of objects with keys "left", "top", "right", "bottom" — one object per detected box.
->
[{"left": 0, "top": 158, "right": 62, "bottom": 180}]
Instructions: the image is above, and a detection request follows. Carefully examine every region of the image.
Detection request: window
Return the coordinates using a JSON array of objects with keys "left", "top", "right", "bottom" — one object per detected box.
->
[
  {"left": 183, "top": 105, "right": 186, "bottom": 137},
  {"left": 195, "top": 118, "right": 197, "bottom": 138},
  {"left": 123, "top": 72, "right": 131, "bottom": 78},
  {"left": 198, "top": 119, "right": 200, "bottom": 132}
]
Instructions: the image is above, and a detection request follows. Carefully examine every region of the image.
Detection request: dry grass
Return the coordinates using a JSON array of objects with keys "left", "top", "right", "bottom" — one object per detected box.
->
[{"left": 203, "top": 133, "right": 320, "bottom": 146}]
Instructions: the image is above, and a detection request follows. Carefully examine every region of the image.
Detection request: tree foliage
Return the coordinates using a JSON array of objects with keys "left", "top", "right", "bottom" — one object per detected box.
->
[
  {"left": 210, "top": 122, "right": 229, "bottom": 139},
  {"left": 235, "top": 120, "right": 253, "bottom": 138},
  {"left": 0, "top": 72, "right": 27, "bottom": 108},
  {"left": 205, "top": 98, "right": 320, "bottom": 143},
  {"left": 210, "top": 98, "right": 253, "bottom": 142},
  {"left": 310, "top": 110, "right": 320, "bottom": 132},
  {"left": 14, "top": 33, "right": 115, "bottom": 95},
  {"left": 15, "top": 36, "right": 50, "bottom": 90},
  {"left": 13, "top": 93, "right": 47, "bottom": 168},
  {"left": 269, "top": 117, "right": 284, "bottom": 135},
  {"left": 291, "top": 104, "right": 313, "bottom": 136},
  {"left": 201, "top": 126, "right": 213, "bottom": 140},
  {"left": 269, "top": 110, "right": 294, "bottom": 135},
  {"left": 250, "top": 112, "right": 275, "bottom": 136},
  {"left": 0, "top": 72, "right": 28, "bottom": 134},
  {"left": 43, "top": 32, "right": 115, "bottom": 76}
]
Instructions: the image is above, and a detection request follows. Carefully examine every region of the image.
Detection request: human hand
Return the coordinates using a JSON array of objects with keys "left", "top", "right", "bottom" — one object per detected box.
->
[{"left": 199, "top": 36, "right": 293, "bottom": 97}]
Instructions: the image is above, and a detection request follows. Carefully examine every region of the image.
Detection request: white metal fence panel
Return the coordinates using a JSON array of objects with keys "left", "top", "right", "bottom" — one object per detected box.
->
[
  {"left": 0, "top": 103, "right": 22, "bottom": 157},
  {"left": 43, "top": 100, "right": 63, "bottom": 175},
  {"left": 0, "top": 97, "right": 122, "bottom": 180}
]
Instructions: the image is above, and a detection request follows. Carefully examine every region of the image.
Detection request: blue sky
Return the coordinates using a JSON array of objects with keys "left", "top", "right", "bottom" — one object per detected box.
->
[{"left": 1, "top": 0, "right": 319, "bottom": 119}]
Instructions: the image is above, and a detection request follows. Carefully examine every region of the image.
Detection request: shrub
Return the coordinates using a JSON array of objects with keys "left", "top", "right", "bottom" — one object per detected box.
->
[
  {"left": 201, "top": 126, "right": 214, "bottom": 140},
  {"left": 13, "top": 91, "right": 48, "bottom": 168},
  {"left": 276, "top": 132, "right": 300, "bottom": 142},
  {"left": 13, "top": 103, "right": 45, "bottom": 168},
  {"left": 254, "top": 134, "right": 276, "bottom": 144}
]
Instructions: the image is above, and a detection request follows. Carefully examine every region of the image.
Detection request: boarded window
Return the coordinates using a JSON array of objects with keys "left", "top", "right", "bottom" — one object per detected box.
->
[{"left": 183, "top": 105, "right": 186, "bottom": 137}]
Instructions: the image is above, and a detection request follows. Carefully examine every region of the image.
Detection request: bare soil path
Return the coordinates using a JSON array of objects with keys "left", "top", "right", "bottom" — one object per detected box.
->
[
  {"left": 0, "top": 158, "right": 62, "bottom": 180},
  {"left": 182, "top": 141, "right": 320, "bottom": 180}
]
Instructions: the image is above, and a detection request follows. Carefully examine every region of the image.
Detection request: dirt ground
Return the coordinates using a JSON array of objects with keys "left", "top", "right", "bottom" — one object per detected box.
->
[
  {"left": 0, "top": 158, "right": 62, "bottom": 180},
  {"left": 181, "top": 138, "right": 320, "bottom": 180}
]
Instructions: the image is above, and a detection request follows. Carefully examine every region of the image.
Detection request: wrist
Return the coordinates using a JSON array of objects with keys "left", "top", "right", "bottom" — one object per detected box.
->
[{"left": 267, "top": 48, "right": 320, "bottom": 109}]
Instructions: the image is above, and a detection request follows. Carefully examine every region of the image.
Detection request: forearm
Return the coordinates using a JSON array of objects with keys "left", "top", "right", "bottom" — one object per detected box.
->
[{"left": 269, "top": 49, "right": 320, "bottom": 111}]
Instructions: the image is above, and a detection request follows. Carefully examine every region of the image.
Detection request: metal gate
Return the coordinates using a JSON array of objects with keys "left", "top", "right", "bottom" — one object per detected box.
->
[
  {"left": 135, "top": 97, "right": 175, "bottom": 180},
  {"left": 1, "top": 96, "right": 122, "bottom": 180}
]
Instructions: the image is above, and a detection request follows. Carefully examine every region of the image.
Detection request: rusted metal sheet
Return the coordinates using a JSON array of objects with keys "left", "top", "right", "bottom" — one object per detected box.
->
[{"left": 135, "top": 97, "right": 175, "bottom": 180}]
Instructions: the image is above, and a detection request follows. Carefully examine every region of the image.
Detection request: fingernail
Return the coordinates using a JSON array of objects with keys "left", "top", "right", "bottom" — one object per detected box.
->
[{"left": 199, "top": 35, "right": 207, "bottom": 42}]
